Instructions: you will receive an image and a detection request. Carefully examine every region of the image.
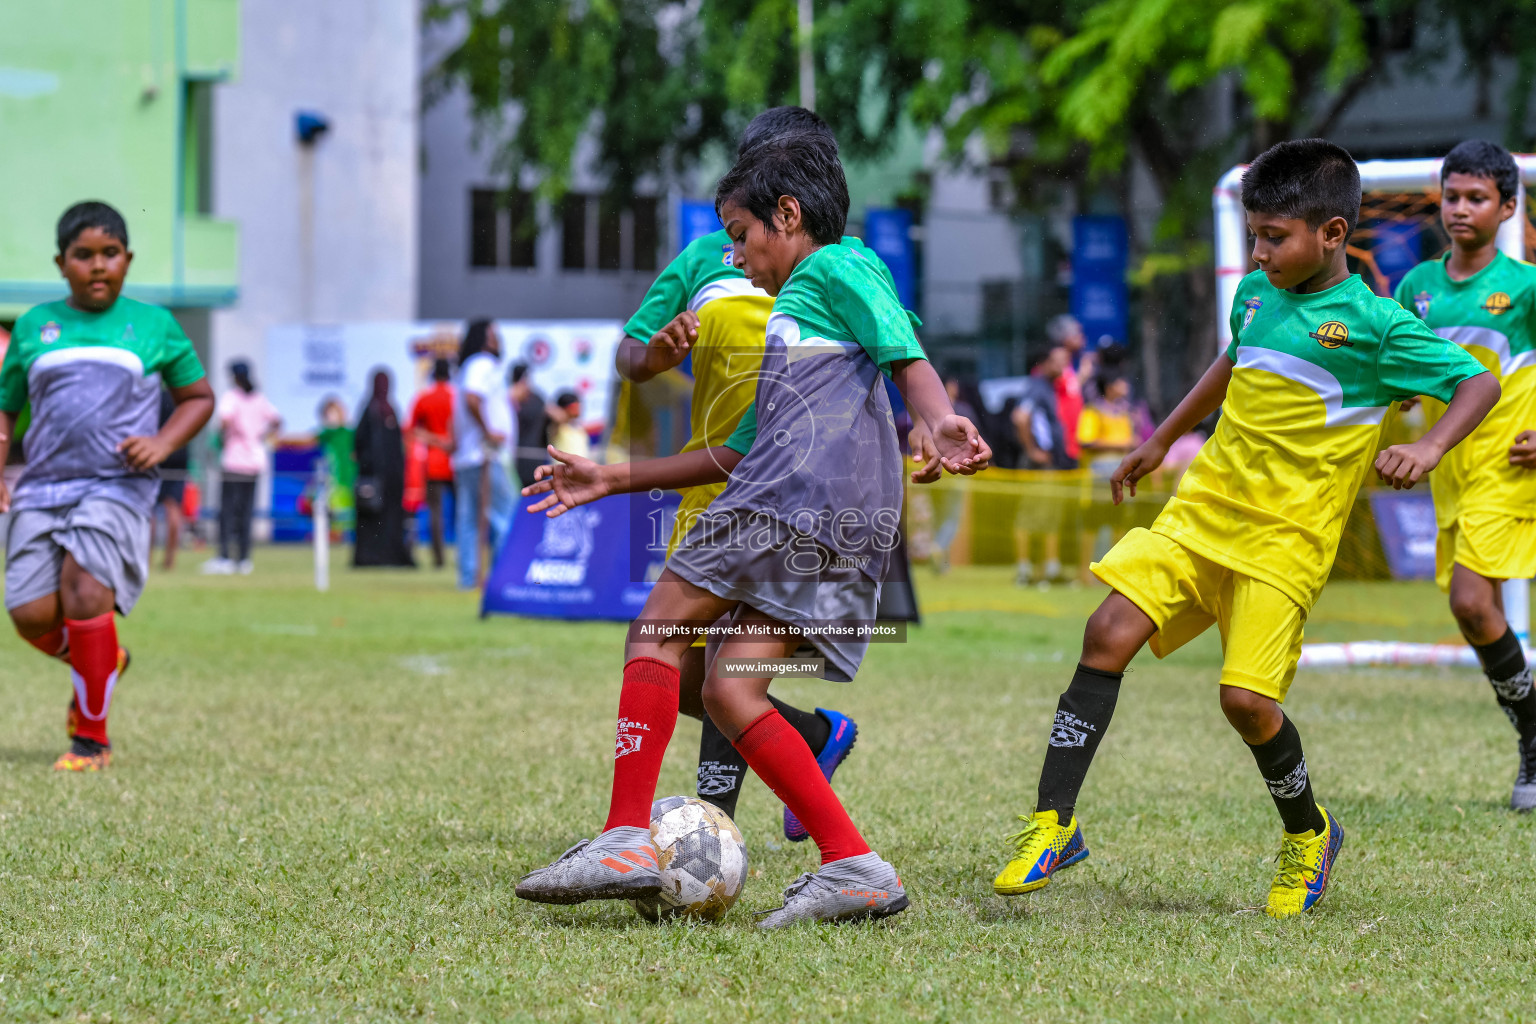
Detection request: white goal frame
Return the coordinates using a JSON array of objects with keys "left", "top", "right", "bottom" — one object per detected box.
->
[{"left": 1214, "top": 156, "right": 1536, "bottom": 646}]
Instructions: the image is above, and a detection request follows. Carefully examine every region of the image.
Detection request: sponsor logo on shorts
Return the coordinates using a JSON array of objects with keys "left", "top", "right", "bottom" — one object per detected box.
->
[{"left": 1309, "top": 320, "right": 1352, "bottom": 349}]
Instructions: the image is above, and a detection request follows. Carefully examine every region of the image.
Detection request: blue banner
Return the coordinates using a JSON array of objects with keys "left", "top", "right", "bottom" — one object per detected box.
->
[
  {"left": 863, "top": 207, "right": 917, "bottom": 312},
  {"left": 678, "top": 200, "right": 723, "bottom": 252},
  {"left": 1368, "top": 491, "right": 1437, "bottom": 580},
  {"left": 1070, "top": 215, "right": 1128, "bottom": 348},
  {"left": 482, "top": 490, "right": 681, "bottom": 621}
]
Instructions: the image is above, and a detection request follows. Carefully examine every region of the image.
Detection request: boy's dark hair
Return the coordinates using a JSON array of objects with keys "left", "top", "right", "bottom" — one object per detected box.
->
[
  {"left": 738, "top": 106, "right": 837, "bottom": 159},
  {"left": 1241, "top": 138, "right": 1361, "bottom": 235},
  {"left": 57, "top": 200, "right": 129, "bottom": 254},
  {"left": 1442, "top": 139, "right": 1520, "bottom": 203},
  {"left": 510, "top": 363, "right": 529, "bottom": 385},
  {"left": 1026, "top": 348, "right": 1057, "bottom": 373},
  {"left": 459, "top": 319, "right": 494, "bottom": 364},
  {"left": 555, "top": 390, "right": 580, "bottom": 408},
  {"left": 432, "top": 357, "right": 452, "bottom": 382},
  {"left": 714, "top": 137, "right": 849, "bottom": 247}
]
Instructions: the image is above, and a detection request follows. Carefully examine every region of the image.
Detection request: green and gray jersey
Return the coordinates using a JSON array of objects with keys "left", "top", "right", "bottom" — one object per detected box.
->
[{"left": 0, "top": 297, "right": 205, "bottom": 513}]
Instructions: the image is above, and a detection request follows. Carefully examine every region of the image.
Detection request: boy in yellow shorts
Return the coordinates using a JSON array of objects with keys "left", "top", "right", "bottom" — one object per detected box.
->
[
  {"left": 991, "top": 139, "right": 1498, "bottom": 917},
  {"left": 1394, "top": 140, "right": 1536, "bottom": 811}
]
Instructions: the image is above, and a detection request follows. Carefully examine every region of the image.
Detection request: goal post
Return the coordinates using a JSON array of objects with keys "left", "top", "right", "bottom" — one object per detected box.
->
[{"left": 1213, "top": 155, "right": 1536, "bottom": 648}]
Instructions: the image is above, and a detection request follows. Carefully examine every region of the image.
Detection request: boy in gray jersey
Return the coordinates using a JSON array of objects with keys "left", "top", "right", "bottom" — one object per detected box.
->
[{"left": 0, "top": 202, "right": 213, "bottom": 771}]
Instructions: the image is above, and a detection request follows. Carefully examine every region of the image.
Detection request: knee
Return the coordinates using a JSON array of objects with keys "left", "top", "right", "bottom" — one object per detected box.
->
[
  {"left": 1082, "top": 605, "right": 1138, "bottom": 667},
  {"left": 1448, "top": 589, "right": 1492, "bottom": 633},
  {"left": 1219, "top": 686, "right": 1274, "bottom": 734}
]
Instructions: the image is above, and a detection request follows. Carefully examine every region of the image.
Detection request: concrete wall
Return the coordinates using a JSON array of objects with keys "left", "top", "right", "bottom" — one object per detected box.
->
[{"left": 211, "top": 0, "right": 419, "bottom": 409}]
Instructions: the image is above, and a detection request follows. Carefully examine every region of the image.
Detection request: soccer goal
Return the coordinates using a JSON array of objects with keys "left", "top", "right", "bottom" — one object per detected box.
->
[{"left": 1213, "top": 155, "right": 1536, "bottom": 664}]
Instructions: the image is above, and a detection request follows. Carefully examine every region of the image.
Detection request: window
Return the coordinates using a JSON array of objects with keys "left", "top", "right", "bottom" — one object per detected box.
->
[
  {"left": 508, "top": 189, "right": 536, "bottom": 268},
  {"left": 561, "top": 194, "right": 587, "bottom": 269},
  {"left": 597, "top": 195, "right": 623, "bottom": 271},
  {"left": 632, "top": 197, "right": 658, "bottom": 272},
  {"left": 469, "top": 189, "right": 497, "bottom": 268},
  {"left": 181, "top": 82, "right": 214, "bottom": 214}
]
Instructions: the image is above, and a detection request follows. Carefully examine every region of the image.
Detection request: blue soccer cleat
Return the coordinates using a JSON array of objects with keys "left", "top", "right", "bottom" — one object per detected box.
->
[{"left": 784, "top": 708, "right": 859, "bottom": 842}]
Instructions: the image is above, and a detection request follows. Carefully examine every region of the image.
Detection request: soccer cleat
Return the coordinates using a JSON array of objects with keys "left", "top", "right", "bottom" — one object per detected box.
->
[
  {"left": 755, "top": 851, "right": 908, "bottom": 929},
  {"left": 992, "top": 809, "right": 1089, "bottom": 895},
  {"left": 1265, "top": 804, "right": 1344, "bottom": 918},
  {"left": 1512, "top": 735, "right": 1536, "bottom": 813},
  {"left": 514, "top": 825, "right": 662, "bottom": 905},
  {"left": 784, "top": 708, "right": 859, "bottom": 842},
  {"left": 53, "top": 738, "right": 111, "bottom": 773},
  {"left": 67, "top": 647, "right": 129, "bottom": 738}
]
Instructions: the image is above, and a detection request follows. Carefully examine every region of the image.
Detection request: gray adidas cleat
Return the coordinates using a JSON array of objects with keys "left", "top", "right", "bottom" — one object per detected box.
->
[
  {"left": 755, "top": 851, "right": 909, "bottom": 929},
  {"left": 514, "top": 826, "right": 663, "bottom": 904},
  {"left": 1513, "top": 736, "right": 1536, "bottom": 813}
]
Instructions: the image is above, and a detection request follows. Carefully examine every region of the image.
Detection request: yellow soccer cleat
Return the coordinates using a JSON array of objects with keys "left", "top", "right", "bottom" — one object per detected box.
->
[
  {"left": 992, "top": 809, "right": 1089, "bottom": 895},
  {"left": 1265, "top": 805, "right": 1344, "bottom": 918}
]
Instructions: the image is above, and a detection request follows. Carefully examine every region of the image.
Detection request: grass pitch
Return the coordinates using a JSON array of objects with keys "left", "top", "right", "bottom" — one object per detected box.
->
[{"left": 0, "top": 546, "right": 1531, "bottom": 1022}]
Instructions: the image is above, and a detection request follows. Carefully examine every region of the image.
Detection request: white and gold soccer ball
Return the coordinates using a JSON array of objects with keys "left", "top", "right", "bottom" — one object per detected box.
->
[{"left": 631, "top": 796, "right": 749, "bottom": 922}]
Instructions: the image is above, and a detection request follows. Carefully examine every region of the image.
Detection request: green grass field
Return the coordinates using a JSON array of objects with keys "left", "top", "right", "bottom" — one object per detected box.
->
[{"left": 0, "top": 546, "right": 1531, "bottom": 1022}]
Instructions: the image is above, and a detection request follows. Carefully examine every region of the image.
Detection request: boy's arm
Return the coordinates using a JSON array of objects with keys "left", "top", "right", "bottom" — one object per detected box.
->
[
  {"left": 0, "top": 409, "right": 13, "bottom": 512},
  {"left": 1111, "top": 353, "right": 1232, "bottom": 503},
  {"left": 1376, "top": 372, "right": 1499, "bottom": 489},
  {"left": 521, "top": 445, "right": 743, "bottom": 519},
  {"left": 117, "top": 378, "right": 215, "bottom": 471},
  {"left": 617, "top": 312, "right": 698, "bottom": 383},
  {"left": 888, "top": 358, "right": 991, "bottom": 475}
]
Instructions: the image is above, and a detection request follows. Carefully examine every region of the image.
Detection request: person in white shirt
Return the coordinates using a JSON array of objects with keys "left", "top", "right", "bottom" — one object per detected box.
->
[{"left": 451, "top": 320, "right": 516, "bottom": 589}]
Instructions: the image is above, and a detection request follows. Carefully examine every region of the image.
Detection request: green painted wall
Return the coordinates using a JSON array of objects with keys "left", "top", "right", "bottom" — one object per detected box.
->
[{"left": 0, "top": 0, "right": 238, "bottom": 319}]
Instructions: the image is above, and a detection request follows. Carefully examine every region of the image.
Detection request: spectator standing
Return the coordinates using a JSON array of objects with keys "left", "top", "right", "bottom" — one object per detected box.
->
[
  {"left": 1046, "top": 315, "right": 1098, "bottom": 462},
  {"left": 155, "top": 385, "right": 189, "bottom": 570},
  {"left": 1012, "top": 347, "right": 1075, "bottom": 586},
  {"left": 204, "top": 360, "right": 280, "bottom": 575},
  {"left": 451, "top": 319, "right": 516, "bottom": 589},
  {"left": 353, "top": 370, "right": 415, "bottom": 568},
  {"left": 408, "top": 358, "right": 456, "bottom": 569},
  {"left": 548, "top": 390, "right": 591, "bottom": 459},
  {"left": 510, "top": 363, "right": 550, "bottom": 487},
  {"left": 316, "top": 396, "right": 356, "bottom": 533}
]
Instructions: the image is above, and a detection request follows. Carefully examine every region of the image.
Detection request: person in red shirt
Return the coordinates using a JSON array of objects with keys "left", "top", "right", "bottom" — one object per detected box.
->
[
  {"left": 408, "top": 359, "right": 456, "bottom": 569},
  {"left": 1046, "top": 314, "right": 1099, "bottom": 462}
]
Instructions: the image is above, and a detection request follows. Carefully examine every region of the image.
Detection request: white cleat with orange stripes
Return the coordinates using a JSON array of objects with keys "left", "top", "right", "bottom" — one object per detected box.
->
[{"left": 514, "top": 826, "right": 663, "bottom": 905}]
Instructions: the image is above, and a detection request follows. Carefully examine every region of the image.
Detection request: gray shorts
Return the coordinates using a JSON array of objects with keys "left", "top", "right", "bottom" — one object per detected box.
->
[{"left": 3, "top": 498, "right": 152, "bottom": 614}]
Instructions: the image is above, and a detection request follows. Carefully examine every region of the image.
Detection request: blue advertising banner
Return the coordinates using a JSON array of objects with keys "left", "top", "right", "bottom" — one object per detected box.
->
[
  {"left": 678, "top": 200, "right": 724, "bottom": 252},
  {"left": 1368, "top": 491, "right": 1437, "bottom": 580},
  {"left": 863, "top": 208, "right": 917, "bottom": 312},
  {"left": 482, "top": 490, "right": 681, "bottom": 621},
  {"left": 1070, "top": 215, "right": 1128, "bottom": 347}
]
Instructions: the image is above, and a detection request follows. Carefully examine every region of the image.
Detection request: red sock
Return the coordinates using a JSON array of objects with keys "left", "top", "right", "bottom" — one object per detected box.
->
[
  {"left": 733, "top": 709, "right": 871, "bottom": 864},
  {"left": 24, "top": 625, "right": 67, "bottom": 660},
  {"left": 602, "top": 657, "right": 680, "bottom": 831},
  {"left": 64, "top": 614, "right": 119, "bottom": 746}
]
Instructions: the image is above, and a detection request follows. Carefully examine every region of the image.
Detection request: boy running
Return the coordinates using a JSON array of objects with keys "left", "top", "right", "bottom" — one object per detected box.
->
[
  {"left": 1393, "top": 140, "right": 1536, "bottom": 810},
  {"left": 515, "top": 136, "right": 989, "bottom": 927},
  {"left": 990, "top": 140, "right": 1498, "bottom": 917},
  {"left": 615, "top": 106, "right": 926, "bottom": 840},
  {"left": 0, "top": 202, "right": 213, "bottom": 770}
]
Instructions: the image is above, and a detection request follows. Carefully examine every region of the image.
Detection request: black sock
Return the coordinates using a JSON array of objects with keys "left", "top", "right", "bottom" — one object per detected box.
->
[
  {"left": 1036, "top": 664, "right": 1122, "bottom": 822},
  {"left": 69, "top": 735, "right": 108, "bottom": 756},
  {"left": 1473, "top": 628, "right": 1536, "bottom": 738},
  {"left": 695, "top": 698, "right": 832, "bottom": 818},
  {"left": 1247, "top": 715, "right": 1326, "bottom": 835}
]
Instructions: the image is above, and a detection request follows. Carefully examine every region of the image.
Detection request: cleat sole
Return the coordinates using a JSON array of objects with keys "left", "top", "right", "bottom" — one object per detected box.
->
[
  {"left": 993, "top": 846, "right": 1089, "bottom": 896},
  {"left": 514, "top": 878, "right": 663, "bottom": 906}
]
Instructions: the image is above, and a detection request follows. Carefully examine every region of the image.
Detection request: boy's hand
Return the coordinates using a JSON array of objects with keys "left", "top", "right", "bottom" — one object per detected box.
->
[
  {"left": 644, "top": 311, "right": 698, "bottom": 376},
  {"left": 1510, "top": 430, "right": 1536, "bottom": 469},
  {"left": 117, "top": 434, "right": 174, "bottom": 471},
  {"left": 931, "top": 415, "right": 991, "bottom": 475},
  {"left": 907, "top": 421, "right": 943, "bottom": 483},
  {"left": 1110, "top": 438, "right": 1168, "bottom": 504},
  {"left": 521, "top": 445, "right": 610, "bottom": 517},
  {"left": 1375, "top": 439, "right": 1442, "bottom": 489}
]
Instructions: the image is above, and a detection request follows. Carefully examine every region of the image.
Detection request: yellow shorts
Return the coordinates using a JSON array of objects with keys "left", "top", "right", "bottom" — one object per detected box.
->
[
  {"left": 1091, "top": 527, "right": 1306, "bottom": 702},
  {"left": 1434, "top": 512, "right": 1536, "bottom": 591}
]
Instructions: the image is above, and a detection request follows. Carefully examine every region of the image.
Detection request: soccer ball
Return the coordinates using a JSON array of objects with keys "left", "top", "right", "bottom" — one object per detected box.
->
[{"left": 631, "top": 796, "right": 749, "bottom": 922}]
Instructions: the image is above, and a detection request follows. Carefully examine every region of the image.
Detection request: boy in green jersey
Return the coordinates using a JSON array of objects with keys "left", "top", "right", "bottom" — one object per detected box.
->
[
  {"left": 0, "top": 202, "right": 214, "bottom": 770},
  {"left": 1393, "top": 140, "right": 1536, "bottom": 810}
]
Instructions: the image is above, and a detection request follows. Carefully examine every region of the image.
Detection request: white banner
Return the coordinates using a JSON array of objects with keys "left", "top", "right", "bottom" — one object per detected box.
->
[{"left": 265, "top": 320, "right": 624, "bottom": 438}]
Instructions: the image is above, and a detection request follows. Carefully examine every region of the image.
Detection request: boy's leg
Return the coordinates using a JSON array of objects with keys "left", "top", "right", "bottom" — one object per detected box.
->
[
  {"left": 1449, "top": 564, "right": 1536, "bottom": 809},
  {"left": 217, "top": 479, "right": 236, "bottom": 561},
  {"left": 453, "top": 467, "right": 479, "bottom": 588},
  {"left": 56, "top": 554, "right": 120, "bottom": 767},
  {"left": 234, "top": 480, "right": 256, "bottom": 564},
  {"left": 162, "top": 497, "right": 182, "bottom": 571}
]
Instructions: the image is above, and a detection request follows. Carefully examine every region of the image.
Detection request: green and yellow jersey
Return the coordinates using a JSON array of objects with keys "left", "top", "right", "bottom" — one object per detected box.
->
[
  {"left": 1153, "top": 271, "right": 1485, "bottom": 610},
  {"left": 1393, "top": 250, "right": 1536, "bottom": 526},
  {"left": 622, "top": 229, "right": 917, "bottom": 553}
]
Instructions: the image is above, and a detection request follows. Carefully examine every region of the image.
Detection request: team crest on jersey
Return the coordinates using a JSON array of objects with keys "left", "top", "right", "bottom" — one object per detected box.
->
[
  {"left": 39, "top": 321, "right": 60, "bottom": 344},
  {"left": 1241, "top": 298, "right": 1262, "bottom": 331},
  {"left": 1413, "top": 291, "right": 1432, "bottom": 318},
  {"left": 721, "top": 244, "right": 734, "bottom": 267},
  {"left": 1483, "top": 291, "right": 1512, "bottom": 316},
  {"left": 1309, "top": 320, "right": 1353, "bottom": 349}
]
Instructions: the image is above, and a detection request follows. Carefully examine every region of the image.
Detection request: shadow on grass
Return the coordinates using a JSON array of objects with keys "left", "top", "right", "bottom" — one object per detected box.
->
[{"left": 0, "top": 745, "right": 61, "bottom": 766}]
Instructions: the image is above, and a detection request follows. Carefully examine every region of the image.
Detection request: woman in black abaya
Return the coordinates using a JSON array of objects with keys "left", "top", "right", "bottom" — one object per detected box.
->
[{"left": 352, "top": 370, "right": 416, "bottom": 567}]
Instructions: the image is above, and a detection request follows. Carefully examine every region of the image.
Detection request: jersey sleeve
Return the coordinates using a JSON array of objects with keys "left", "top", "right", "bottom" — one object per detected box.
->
[
  {"left": 723, "top": 401, "right": 757, "bottom": 455},
  {"left": 624, "top": 240, "right": 707, "bottom": 342},
  {"left": 1224, "top": 290, "right": 1245, "bottom": 362},
  {"left": 843, "top": 236, "right": 922, "bottom": 330},
  {"left": 0, "top": 317, "right": 28, "bottom": 413},
  {"left": 827, "top": 251, "right": 926, "bottom": 375},
  {"left": 157, "top": 310, "right": 206, "bottom": 388},
  {"left": 1376, "top": 308, "right": 1489, "bottom": 404}
]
